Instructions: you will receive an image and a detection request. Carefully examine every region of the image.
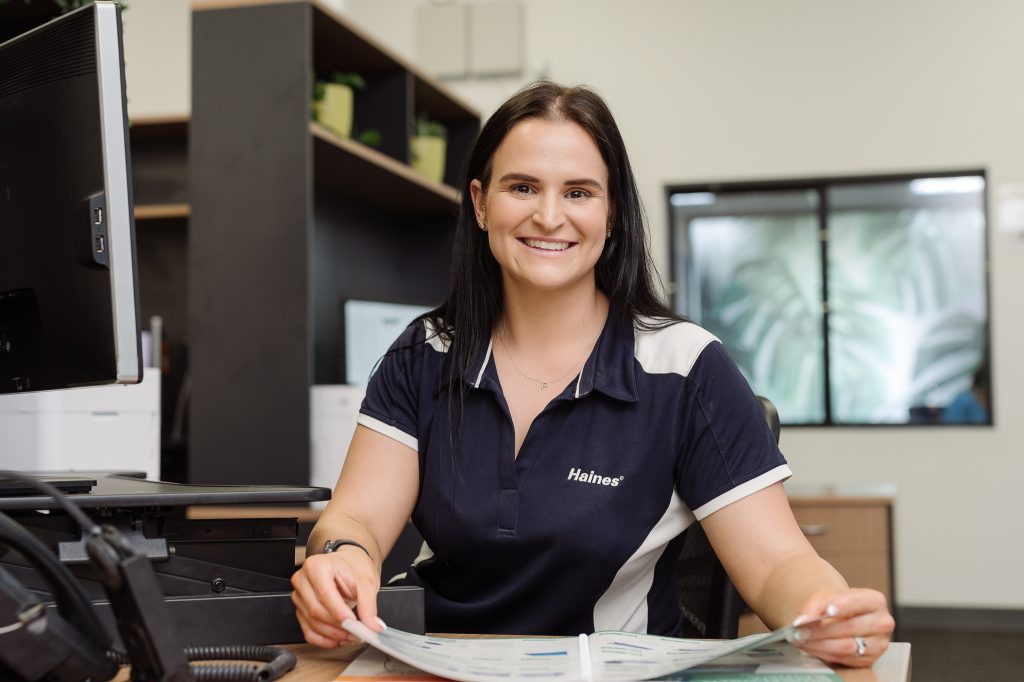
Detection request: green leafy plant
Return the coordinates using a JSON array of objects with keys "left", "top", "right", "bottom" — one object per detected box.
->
[
  {"left": 414, "top": 113, "right": 447, "bottom": 140},
  {"left": 355, "top": 129, "right": 382, "bottom": 147},
  {"left": 313, "top": 71, "right": 366, "bottom": 102}
]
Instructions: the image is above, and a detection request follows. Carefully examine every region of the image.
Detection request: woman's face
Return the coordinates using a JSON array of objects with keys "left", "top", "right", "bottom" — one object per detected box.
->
[{"left": 471, "top": 118, "right": 610, "bottom": 297}]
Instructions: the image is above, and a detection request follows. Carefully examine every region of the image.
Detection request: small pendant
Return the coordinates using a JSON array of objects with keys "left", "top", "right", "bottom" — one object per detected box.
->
[{"left": 540, "top": 382, "right": 548, "bottom": 390}]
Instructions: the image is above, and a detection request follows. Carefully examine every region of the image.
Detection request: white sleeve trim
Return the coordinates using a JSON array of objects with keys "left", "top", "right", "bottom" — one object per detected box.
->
[
  {"left": 692, "top": 464, "right": 792, "bottom": 520},
  {"left": 357, "top": 414, "right": 418, "bottom": 452}
]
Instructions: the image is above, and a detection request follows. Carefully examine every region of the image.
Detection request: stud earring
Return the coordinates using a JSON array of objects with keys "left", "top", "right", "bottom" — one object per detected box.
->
[
  {"left": 478, "top": 220, "right": 487, "bottom": 231},
  {"left": 606, "top": 228, "right": 612, "bottom": 239}
]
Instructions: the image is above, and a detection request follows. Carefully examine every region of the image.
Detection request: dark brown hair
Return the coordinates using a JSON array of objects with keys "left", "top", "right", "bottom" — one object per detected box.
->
[{"left": 425, "top": 80, "right": 678, "bottom": 399}]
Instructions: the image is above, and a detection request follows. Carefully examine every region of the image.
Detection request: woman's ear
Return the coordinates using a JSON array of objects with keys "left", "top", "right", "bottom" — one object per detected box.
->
[{"left": 470, "top": 179, "right": 486, "bottom": 230}]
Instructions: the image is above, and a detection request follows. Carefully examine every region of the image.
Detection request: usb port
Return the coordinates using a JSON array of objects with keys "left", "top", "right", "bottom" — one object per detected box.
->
[
  {"left": 93, "top": 207, "right": 103, "bottom": 225},
  {"left": 95, "top": 234, "right": 105, "bottom": 253}
]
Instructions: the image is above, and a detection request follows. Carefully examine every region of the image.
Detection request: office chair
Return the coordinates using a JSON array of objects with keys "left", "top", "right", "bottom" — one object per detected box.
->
[{"left": 675, "top": 396, "right": 781, "bottom": 639}]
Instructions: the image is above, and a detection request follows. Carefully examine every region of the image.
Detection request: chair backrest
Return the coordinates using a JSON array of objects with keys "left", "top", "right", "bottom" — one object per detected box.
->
[{"left": 675, "top": 396, "right": 781, "bottom": 639}]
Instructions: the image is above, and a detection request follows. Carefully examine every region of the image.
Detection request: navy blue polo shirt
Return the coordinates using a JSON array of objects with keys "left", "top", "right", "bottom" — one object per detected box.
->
[{"left": 356, "top": 315, "right": 790, "bottom": 636}]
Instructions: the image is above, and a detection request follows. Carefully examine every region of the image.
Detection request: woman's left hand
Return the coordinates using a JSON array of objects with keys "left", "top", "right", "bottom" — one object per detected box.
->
[{"left": 790, "top": 588, "right": 895, "bottom": 668}]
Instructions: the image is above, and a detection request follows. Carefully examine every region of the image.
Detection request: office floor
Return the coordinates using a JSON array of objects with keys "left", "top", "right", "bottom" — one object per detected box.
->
[{"left": 902, "top": 627, "right": 1024, "bottom": 680}]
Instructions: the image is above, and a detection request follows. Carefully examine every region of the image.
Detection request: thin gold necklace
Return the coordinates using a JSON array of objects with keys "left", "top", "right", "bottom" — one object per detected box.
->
[{"left": 497, "top": 331, "right": 594, "bottom": 391}]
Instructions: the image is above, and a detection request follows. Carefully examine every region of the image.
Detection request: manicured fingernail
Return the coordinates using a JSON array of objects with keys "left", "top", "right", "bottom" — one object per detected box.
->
[
  {"left": 376, "top": 616, "right": 388, "bottom": 630},
  {"left": 826, "top": 603, "right": 840, "bottom": 617},
  {"left": 791, "top": 628, "right": 808, "bottom": 642},
  {"left": 792, "top": 614, "right": 809, "bottom": 627}
]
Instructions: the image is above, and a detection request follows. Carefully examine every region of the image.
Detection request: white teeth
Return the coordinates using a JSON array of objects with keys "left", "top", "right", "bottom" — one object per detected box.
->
[{"left": 524, "top": 239, "right": 570, "bottom": 251}]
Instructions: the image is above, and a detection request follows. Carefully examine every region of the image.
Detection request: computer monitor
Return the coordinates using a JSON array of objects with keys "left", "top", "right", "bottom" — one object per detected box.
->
[{"left": 0, "top": 1, "right": 141, "bottom": 395}]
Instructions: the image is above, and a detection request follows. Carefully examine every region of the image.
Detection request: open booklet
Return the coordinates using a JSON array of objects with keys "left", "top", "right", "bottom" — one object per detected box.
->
[{"left": 341, "top": 616, "right": 836, "bottom": 682}]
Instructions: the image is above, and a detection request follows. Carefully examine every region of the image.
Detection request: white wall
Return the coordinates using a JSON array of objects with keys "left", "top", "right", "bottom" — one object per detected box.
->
[
  {"left": 123, "top": 0, "right": 1024, "bottom": 609},
  {"left": 121, "top": 0, "right": 191, "bottom": 118}
]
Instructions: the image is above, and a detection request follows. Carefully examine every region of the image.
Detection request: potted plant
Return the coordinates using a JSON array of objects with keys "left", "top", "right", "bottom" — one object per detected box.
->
[
  {"left": 410, "top": 113, "right": 447, "bottom": 184},
  {"left": 312, "top": 71, "right": 365, "bottom": 139}
]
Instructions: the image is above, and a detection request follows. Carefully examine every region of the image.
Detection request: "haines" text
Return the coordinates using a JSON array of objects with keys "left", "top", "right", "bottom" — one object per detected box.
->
[{"left": 567, "top": 468, "right": 623, "bottom": 487}]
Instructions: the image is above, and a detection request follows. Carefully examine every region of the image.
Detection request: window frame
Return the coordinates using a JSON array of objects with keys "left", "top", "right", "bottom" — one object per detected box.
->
[{"left": 665, "top": 169, "right": 993, "bottom": 427}]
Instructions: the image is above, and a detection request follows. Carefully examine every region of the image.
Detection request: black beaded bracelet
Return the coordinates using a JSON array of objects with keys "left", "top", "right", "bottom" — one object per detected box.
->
[{"left": 322, "top": 538, "right": 373, "bottom": 559}]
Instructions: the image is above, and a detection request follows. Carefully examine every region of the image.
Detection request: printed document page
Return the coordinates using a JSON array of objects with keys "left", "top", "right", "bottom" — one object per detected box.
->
[
  {"left": 587, "top": 631, "right": 834, "bottom": 680},
  {"left": 340, "top": 643, "right": 837, "bottom": 680},
  {"left": 343, "top": 623, "right": 583, "bottom": 681},
  {"left": 587, "top": 618, "right": 828, "bottom": 680},
  {"left": 342, "top": 615, "right": 830, "bottom": 682}
]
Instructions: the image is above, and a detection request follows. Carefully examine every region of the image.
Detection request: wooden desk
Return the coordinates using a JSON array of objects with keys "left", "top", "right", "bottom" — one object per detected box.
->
[{"left": 122, "top": 641, "right": 907, "bottom": 682}]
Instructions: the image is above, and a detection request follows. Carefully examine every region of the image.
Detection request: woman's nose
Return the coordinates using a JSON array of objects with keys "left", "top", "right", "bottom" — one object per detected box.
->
[{"left": 532, "top": 194, "right": 565, "bottom": 231}]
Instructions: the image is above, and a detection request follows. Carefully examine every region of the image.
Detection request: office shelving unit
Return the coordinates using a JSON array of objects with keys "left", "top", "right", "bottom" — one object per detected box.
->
[
  {"left": 129, "top": 116, "right": 191, "bottom": 481},
  {"left": 189, "top": 0, "right": 479, "bottom": 485}
]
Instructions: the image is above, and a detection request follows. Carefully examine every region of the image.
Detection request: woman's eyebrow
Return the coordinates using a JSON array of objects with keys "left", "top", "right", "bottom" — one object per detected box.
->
[
  {"left": 497, "top": 172, "right": 603, "bottom": 190},
  {"left": 497, "top": 172, "right": 541, "bottom": 184},
  {"left": 563, "top": 178, "right": 603, "bottom": 189}
]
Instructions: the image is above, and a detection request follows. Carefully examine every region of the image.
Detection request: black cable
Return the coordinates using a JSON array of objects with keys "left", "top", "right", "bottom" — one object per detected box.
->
[
  {"left": 3, "top": 472, "right": 298, "bottom": 680},
  {"left": 188, "top": 646, "right": 297, "bottom": 681},
  {"left": 0, "top": 470, "right": 101, "bottom": 536},
  {"left": 108, "top": 646, "right": 297, "bottom": 681},
  {"left": 0, "top": 511, "right": 115, "bottom": 651}
]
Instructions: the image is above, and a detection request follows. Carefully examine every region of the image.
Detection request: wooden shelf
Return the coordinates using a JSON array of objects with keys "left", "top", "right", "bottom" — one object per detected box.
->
[
  {"left": 134, "top": 203, "right": 191, "bottom": 220},
  {"left": 129, "top": 115, "right": 189, "bottom": 140},
  {"left": 311, "top": 121, "right": 459, "bottom": 216}
]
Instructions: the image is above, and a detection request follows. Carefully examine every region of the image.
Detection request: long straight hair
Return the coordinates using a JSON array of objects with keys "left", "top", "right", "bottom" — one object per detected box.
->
[{"left": 425, "top": 81, "right": 679, "bottom": 403}]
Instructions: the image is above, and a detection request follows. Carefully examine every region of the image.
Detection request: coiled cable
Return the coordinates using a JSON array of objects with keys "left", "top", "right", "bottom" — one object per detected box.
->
[{"left": 108, "top": 644, "right": 297, "bottom": 681}]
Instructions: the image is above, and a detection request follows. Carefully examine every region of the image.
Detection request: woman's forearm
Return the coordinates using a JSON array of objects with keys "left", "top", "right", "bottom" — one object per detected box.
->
[
  {"left": 749, "top": 551, "right": 848, "bottom": 629},
  {"left": 307, "top": 508, "right": 386, "bottom": 574}
]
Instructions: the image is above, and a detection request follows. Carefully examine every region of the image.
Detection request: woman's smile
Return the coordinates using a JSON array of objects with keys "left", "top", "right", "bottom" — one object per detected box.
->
[{"left": 519, "top": 237, "right": 577, "bottom": 252}]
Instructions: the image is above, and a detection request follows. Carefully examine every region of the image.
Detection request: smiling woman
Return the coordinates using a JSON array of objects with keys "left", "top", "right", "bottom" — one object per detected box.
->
[
  {"left": 291, "top": 81, "right": 894, "bottom": 668},
  {"left": 471, "top": 119, "right": 610, "bottom": 302}
]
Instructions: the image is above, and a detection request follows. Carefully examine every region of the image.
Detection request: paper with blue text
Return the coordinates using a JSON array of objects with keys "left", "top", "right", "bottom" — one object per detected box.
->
[{"left": 341, "top": 617, "right": 832, "bottom": 682}]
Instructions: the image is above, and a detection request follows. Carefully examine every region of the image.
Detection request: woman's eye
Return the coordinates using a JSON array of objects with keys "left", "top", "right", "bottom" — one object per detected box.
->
[
  {"left": 511, "top": 184, "right": 533, "bottom": 194},
  {"left": 567, "top": 189, "right": 591, "bottom": 200}
]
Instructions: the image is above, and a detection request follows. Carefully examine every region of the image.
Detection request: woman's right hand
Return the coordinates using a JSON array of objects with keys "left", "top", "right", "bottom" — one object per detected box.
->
[{"left": 291, "top": 545, "right": 384, "bottom": 647}]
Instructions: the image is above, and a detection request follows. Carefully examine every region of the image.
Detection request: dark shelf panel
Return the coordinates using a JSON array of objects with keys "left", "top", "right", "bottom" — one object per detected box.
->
[
  {"left": 130, "top": 116, "right": 190, "bottom": 206},
  {"left": 311, "top": 121, "right": 459, "bottom": 217},
  {"left": 188, "top": 0, "right": 477, "bottom": 486},
  {"left": 311, "top": 1, "right": 404, "bottom": 75},
  {"left": 413, "top": 74, "right": 478, "bottom": 124}
]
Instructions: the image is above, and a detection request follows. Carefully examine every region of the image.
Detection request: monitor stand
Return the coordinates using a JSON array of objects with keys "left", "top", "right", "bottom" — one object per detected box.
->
[{"left": 0, "top": 472, "right": 425, "bottom": 645}]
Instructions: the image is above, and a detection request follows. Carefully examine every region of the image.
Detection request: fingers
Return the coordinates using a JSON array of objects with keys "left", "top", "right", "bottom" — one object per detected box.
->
[
  {"left": 797, "top": 610, "right": 893, "bottom": 642},
  {"left": 355, "top": 577, "right": 382, "bottom": 632},
  {"left": 294, "top": 604, "right": 348, "bottom": 648},
  {"left": 291, "top": 552, "right": 382, "bottom": 647},
  {"left": 292, "top": 556, "right": 357, "bottom": 625},
  {"left": 798, "top": 634, "right": 890, "bottom": 668},
  {"left": 291, "top": 590, "right": 351, "bottom": 644},
  {"left": 793, "top": 587, "right": 888, "bottom": 623},
  {"left": 819, "top": 588, "right": 890, "bottom": 620},
  {"left": 791, "top": 588, "right": 895, "bottom": 668}
]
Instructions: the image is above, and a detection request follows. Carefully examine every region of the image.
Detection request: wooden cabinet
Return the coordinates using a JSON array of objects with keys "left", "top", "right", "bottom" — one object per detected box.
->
[
  {"left": 791, "top": 498, "right": 894, "bottom": 606},
  {"left": 188, "top": 0, "right": 479, "bottom": 485},
  {"left": 739, "top": 492, "right": 895, "bottom": 636}
]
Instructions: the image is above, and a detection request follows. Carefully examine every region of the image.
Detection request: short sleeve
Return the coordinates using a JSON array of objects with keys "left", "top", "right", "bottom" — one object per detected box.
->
[
  {"left": 675, "top": 341, "right": 791, "bottom": 519},
  {"left": 356, "top": 321, "right": 427, "bottom": 452}
]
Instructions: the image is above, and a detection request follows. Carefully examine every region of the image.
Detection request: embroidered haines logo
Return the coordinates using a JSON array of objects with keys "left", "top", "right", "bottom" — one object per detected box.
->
[{"left": 567, "top": 468, "right": 624, "bottom": 487}]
